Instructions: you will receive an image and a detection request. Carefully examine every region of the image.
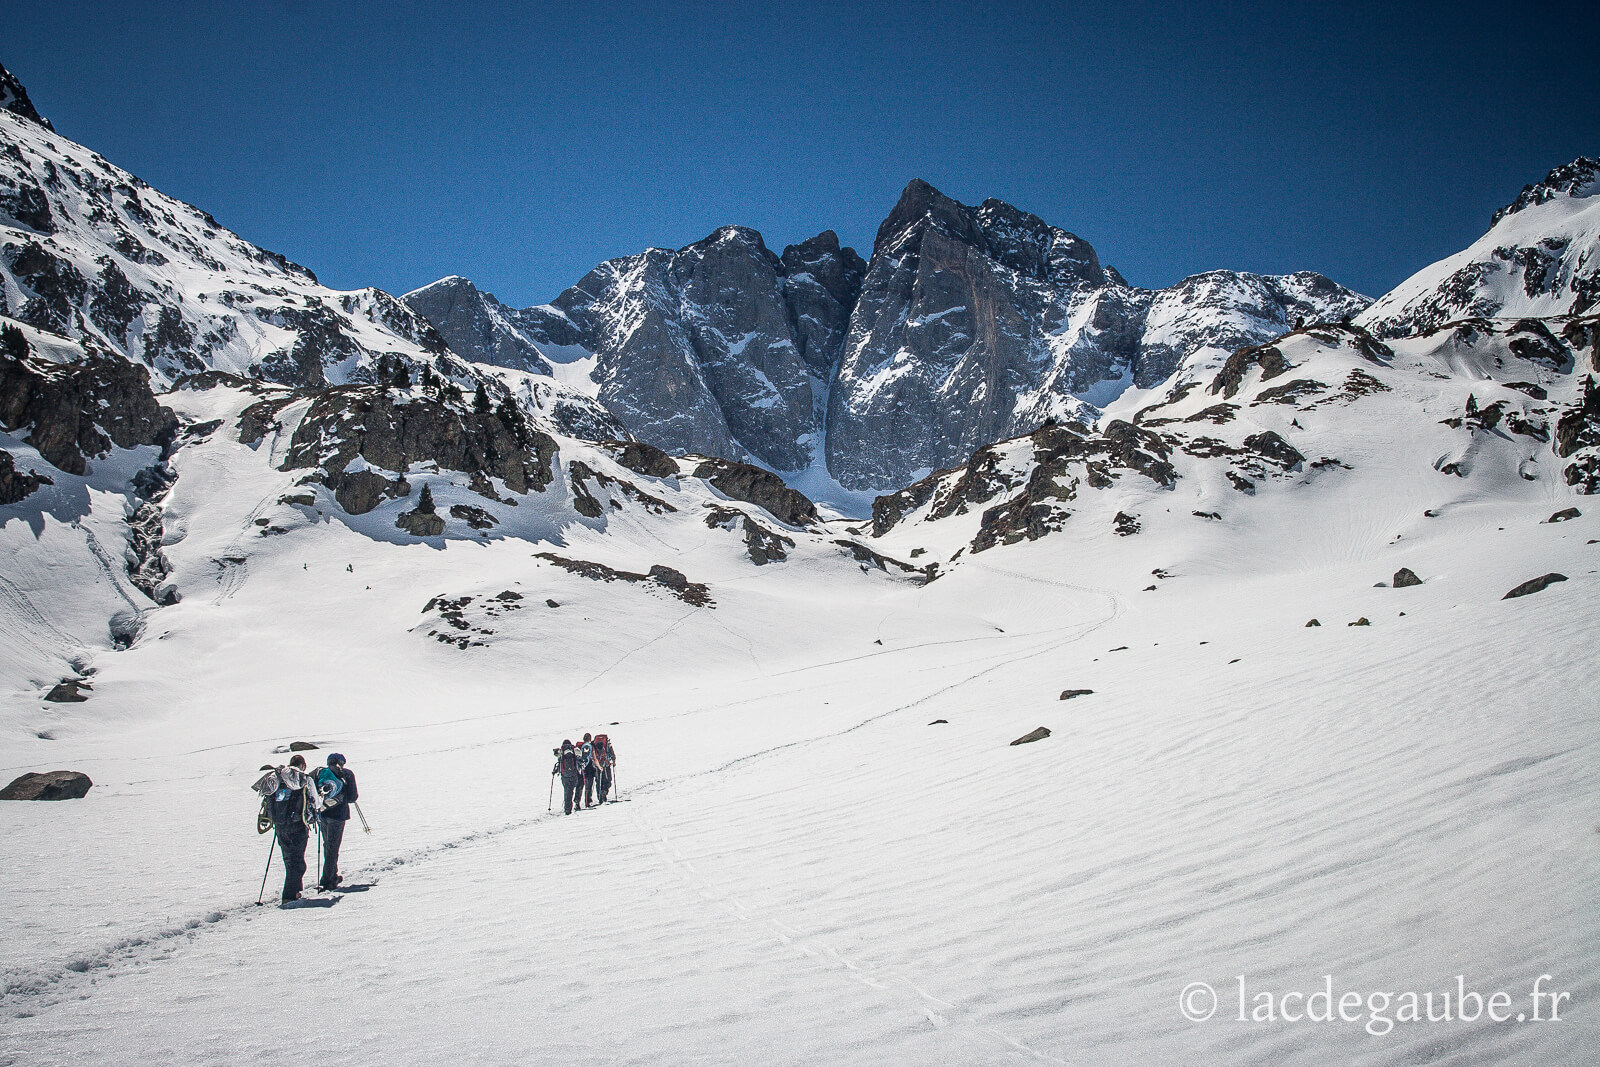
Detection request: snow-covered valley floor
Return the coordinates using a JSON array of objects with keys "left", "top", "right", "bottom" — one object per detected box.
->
[
  {"left": 3, "top": 385, "right": 1599, "bottom": 1065},
  {"left": 2, "top": 523, "right": 1595, "bottom": 1061}
]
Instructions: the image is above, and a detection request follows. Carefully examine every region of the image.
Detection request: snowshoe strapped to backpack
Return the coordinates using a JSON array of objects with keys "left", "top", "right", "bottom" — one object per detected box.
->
[{"left": 313, "top": 766, "right": 344, "bottom": 805}]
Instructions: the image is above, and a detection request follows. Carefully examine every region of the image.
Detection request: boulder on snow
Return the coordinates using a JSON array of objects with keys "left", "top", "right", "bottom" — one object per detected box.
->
[
  {"left": 1393, "top": 567, "right": 1423, "bottom": 588},
  {"left": 44, "top": 679, "right": 90, "bottom": 702},
  {"left": 1010, "top": 726, "right": 1051, "bottom": 746},
  {"left": 1503, "top": 573, "right": 1568, "bottom": 599},
  {"left": 1305, "top": 618, "right": 1321, "bottom": 627},
  {"left": 1059, "top": 689, "right": 1094, "bottom": 700},
  {"left": 288, "top": 740, "right": 319, "bottom": 752},
  {"left": 1545, "top": 507, "right": 1581, "bottom": 523},
  {"left": 928, "top": 719, "right": 948, "bottom": 725},
  {"left": 1348, "top": 617, "right": 1371, "bottom": 626},
  {"left": 1, "top": 770, "right": 93, "bottom": 801},
  {"left": 396, "top": 507, "right": 445, "bottom": 537}
]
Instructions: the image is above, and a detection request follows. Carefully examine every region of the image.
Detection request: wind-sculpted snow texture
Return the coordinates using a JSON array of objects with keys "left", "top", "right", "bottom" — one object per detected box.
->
[{"left": 1360, "top": 157, "right": 1600, "bottom": 337}]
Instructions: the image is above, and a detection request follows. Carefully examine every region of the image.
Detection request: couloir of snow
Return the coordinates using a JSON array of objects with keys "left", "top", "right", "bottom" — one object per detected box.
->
[{"left": 1, "top": 316, "right": 1596, "bottom": 1064}]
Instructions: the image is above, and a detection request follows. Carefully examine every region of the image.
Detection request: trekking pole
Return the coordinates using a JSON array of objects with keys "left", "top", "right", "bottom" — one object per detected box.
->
[
  {"left": 256, "top": 836, "right": 275, "bottom": 906},
  {"left": 548, "top": 772, "right": 555, "bottom": 812},
  {"left": 353, "top": 801, "right": 371, "bottom": 834}
]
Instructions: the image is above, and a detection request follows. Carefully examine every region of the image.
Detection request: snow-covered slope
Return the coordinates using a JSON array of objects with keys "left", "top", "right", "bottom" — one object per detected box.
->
[
  {"left": 1359, "top": 158, "right": 1600, "bottom": 337},
  {"left": 1, "top": 313, "right": 1595, "bottom": 1065},
  {"left": 3, "top": 64, "right": 1598, "bottom": 1067}
]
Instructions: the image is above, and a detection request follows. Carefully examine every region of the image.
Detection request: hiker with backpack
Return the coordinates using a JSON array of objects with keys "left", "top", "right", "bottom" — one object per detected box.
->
[
  {"left": 251, "top": 754, "right": 324, "bottom": 904},
  {"left": 314, "top": 753, "right": 358, "bottom": 891},
  {"left": 577, "top": 733, "right": 599, "bottom": 808},
  {"left": 593, "top": 733, "right": 617, "bottom": 803},
  {"left": 553, "top": 739, "right": 581, "bottom": 814}
]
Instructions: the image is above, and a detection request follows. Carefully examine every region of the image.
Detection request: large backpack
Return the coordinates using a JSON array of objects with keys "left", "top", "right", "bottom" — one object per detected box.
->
[
  {"left": 578, "top": 741, "right": 594, "bottom": 772},
  {"left": 556, "top": 745, "right": 579, "bottom": 776},
  {"left": 268, "top": 781, "right": 311, "bottom": 829},
  {"left": 593, "top": 734, "right": 613, "bottom": 764},
  {"left": 313, "top": 766, "right": 344, "bottom": 805}
]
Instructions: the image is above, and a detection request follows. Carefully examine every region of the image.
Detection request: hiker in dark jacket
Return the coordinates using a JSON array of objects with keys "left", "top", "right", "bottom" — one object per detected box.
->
[
  {"left": 252, "top": 754, "right": 322, "bottom": 903},
  {"left": 577, "top": 733, "right": 598, "bottom": 808},
  {"left": 553, "top": 740, "right": 580, "bottom": 814},
  {"left": 594, "top": 733, "right": 617, "bottom": 803},
  {"left": 316, "top": 753, "right": 358, "bottom": 890}
]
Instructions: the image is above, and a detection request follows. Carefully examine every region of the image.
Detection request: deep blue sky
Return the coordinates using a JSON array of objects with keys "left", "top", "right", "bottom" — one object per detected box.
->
[{"left": 6, "top": 1, "right": 1596, "bottom": 306}]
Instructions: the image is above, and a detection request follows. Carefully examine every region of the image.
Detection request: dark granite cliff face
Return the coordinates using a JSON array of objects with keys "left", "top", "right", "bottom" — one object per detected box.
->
[
  {"left": 407, "top": 227, "right": 867, "bottom": 471},
  {"left": 407, "top": 182, "right": 1363, "bottom": 491},
  {"left": 823, "top": 181, "right": 1366, "bottom": 488}
]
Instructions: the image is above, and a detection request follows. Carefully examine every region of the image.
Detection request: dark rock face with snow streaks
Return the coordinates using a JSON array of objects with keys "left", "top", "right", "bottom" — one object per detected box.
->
[{"left": 409, "top": 180, "right": 1365, "bottom": 490}]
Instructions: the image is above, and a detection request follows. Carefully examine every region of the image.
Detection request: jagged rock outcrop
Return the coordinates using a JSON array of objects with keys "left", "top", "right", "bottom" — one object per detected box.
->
[
  {"left": 401, "top": 276, "right": 556, "bottom": 375},
  {"left": 870, "top": 417, "right": 1177, "bottom": 551},
  {"left": 0, "top": 447, "right": 51, "bottom": 503},
  {"left": 283, "top": 385, "right": 558, "bottom": 513},
  {"left": 691, "top": 457, "right": 818, "bottom": 527},
  {"left": 0, "top": 339, "right": 177, "bottom": 475},
  {"left": 407, "top": 227, "right": 867, "bottom": 472},
  {"left": 0, "top": 62, "right": 52, "bottom": 130}
]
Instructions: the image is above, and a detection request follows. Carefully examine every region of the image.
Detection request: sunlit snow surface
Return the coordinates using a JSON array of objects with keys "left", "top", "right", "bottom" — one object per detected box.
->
[{"left": 3, "top": 317, "right": 1598, "bottom": 1065}]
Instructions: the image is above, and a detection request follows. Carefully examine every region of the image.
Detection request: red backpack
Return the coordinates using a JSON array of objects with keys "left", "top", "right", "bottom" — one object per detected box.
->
[{"left": 593, "top": 734, "right": 612, "bottom": 763}]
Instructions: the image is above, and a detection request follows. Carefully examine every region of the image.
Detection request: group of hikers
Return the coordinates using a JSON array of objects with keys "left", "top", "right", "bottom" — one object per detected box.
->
[
  {"left": 552, "top": 733, "right": 617, "bottom": 814},
  {"left": 248, "top": 732, "right": 618, "bottom": 906},
  {"left": 251, "top": 752, "right": 360, "bottom": 905}
]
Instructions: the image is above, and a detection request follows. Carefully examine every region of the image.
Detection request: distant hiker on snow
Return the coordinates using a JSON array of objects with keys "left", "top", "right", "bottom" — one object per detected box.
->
[
  {"left": 315, "top": 753, "right": 358, "bottom": 891},
  {"left": 592, "top": 732, "right": 617, "bottom": 803},
  {"left": 251, "top": 754, "right": 324, "bottom": 904},
  {"left": 553, "top": 739, "right": 580, "bottom": 815}
]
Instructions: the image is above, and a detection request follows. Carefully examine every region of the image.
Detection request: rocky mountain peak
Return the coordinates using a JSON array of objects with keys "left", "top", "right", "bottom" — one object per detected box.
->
[
  {"left": 1491, "top": 156, "right": 1600, "bottom": 227},
  {"left": 0, "top": 62, "right": 53, "bottom": 132},
  {"left": 873, "top": 178, "right": 981, "bottom": 259},
  {"left": 780, "top": 230, "right": 866, "bottom": 309}
]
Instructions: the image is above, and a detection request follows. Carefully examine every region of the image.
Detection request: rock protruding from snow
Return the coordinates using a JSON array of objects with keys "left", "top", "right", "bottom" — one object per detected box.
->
[
  {"left": 1503, "top": 573, "right": 1568, "bottom": 599},
  {"left": 1360, "top": 157, "right": 1600, "bottom": 336},
  {"left": 0, "top": 770, "right": 92, "bottom": 801},
  {"left": 0, "top": 63, "right": 52, "bottom": 131},
  {"left": 0, "top": 334, "right": 177, "bottom": 475},
  {"left": 691, "top": 457, "right": 818, "bottom": 528},
  {"left": 283, "top": 384, "right": 559, "bottom": 511}
]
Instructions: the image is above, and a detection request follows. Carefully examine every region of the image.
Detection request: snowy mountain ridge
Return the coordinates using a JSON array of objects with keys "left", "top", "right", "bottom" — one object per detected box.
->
[
  {"left": 1359, "top": 156, "right": 1600, "bottom": 337},
  {"left": 405, "top": 180, "right": 1368, "bottom": 493}
]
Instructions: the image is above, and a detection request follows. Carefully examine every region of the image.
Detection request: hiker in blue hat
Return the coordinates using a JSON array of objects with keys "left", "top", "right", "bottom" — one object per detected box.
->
[{"left": 316, "top": 752, "right": 358, "bottom": 890}]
